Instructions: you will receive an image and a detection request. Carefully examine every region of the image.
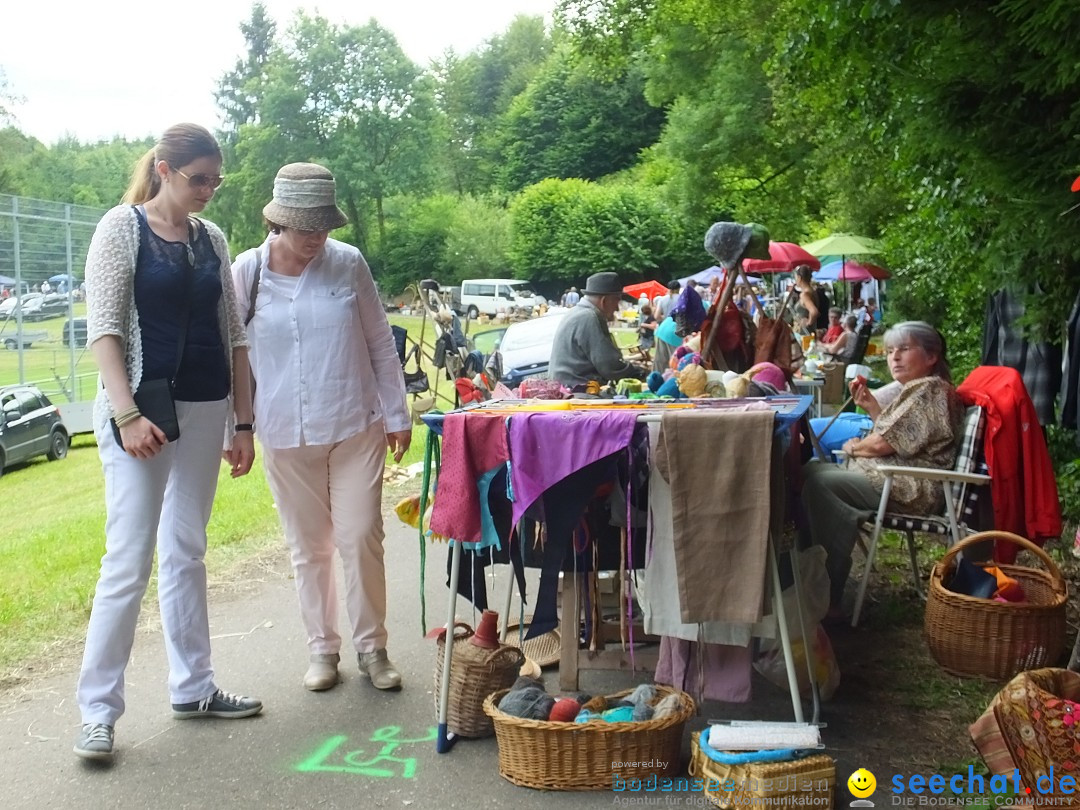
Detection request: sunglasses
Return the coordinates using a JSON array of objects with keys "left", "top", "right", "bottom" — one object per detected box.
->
[{"left": 173, "top": 168, "right": 224, "bottom": 190}]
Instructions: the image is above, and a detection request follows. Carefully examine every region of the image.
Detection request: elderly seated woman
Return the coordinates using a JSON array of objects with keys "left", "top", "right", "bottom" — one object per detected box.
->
[{"left": 800, "top": 321, "right": 964, "bottom": 620}]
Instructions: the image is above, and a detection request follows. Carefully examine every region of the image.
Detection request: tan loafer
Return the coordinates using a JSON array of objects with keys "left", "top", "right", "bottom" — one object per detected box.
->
[
  {"left": 303, "top": 653, "right": 341, "bottom": 691},
  {"left": 357, "top": 649, "right": 402, "bottom": 690}
]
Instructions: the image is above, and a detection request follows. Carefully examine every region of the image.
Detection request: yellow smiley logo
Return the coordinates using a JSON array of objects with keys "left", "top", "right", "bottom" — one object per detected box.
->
[{"left": 848, "top": 768, "right": 877, "bottom": 798}]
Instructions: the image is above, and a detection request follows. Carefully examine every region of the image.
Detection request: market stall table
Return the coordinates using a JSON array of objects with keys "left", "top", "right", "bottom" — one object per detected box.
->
[{"left": 420, "top": 396, "right": 816, "bottom": 753}]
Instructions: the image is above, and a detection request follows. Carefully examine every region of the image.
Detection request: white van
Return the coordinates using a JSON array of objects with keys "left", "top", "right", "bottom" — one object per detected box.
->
[{"left": 459, "top": 278, "right": 537, "bottom": 319}]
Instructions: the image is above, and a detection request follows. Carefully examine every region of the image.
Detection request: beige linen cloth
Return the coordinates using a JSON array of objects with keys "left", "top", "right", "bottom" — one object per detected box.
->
[{"left": 653, "top": 407, "right": 775, "bottom": 625}]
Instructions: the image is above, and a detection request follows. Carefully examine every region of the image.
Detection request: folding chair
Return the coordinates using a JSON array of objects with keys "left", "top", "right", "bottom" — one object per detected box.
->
[{"left": 850, "top": 404, "right": 991, "bottom": 627}]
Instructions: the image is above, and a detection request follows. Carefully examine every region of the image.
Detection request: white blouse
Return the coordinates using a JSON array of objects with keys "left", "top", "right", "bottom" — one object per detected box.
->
[{"left": 232, "top": 235, "right": 410, "bottom": 450}]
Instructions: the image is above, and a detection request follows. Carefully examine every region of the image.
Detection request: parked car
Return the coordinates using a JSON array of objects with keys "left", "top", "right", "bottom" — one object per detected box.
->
[
  {"left": 487, "top": 310, "right": 568, "bottom": 385},
  {"left": 1, "top": 329, "right": 49, "bottom": 350},
  {"left": 0, "top": 293, "right": 43, "bottom": 320},
  {"left": 459, "top": 278, "right": 538, "bottom": 319},
  {"left": 0, "top": 383, "right": 70, "bottom": 476},
  {"left": 63, "top": 317, "right": 88, "bottom": 347}
]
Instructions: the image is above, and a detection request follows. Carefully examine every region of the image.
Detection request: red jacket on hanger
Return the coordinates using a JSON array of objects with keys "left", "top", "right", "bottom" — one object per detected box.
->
[{"left": 957, "top": 366, "right": 1061, "bottom": 563}]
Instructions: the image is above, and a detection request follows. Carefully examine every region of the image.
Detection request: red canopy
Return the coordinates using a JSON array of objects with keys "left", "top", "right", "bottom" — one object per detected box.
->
[
  {"left": 622, "top": 280, "right": 668, "bottom": 301},
  {"left": 743, "top": 242, "right": 821, "bottom": 274}
]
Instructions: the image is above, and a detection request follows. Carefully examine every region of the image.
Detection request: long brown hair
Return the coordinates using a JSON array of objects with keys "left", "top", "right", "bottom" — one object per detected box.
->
[{"left": 122, "top": 123, "right": 221, "bottom": 204}]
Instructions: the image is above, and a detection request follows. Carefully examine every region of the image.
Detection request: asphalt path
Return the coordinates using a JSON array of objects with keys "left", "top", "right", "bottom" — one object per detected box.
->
[{"left": 0, "top": 496, "right": 751, "bottom": 810}]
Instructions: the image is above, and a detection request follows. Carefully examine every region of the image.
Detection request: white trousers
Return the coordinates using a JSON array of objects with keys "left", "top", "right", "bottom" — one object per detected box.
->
[
  {"left": 261, "top": 423, "right": 388, "bottom": 656},
  {"left": 77, "top": 398, "right": 228, "bottom": 725}
]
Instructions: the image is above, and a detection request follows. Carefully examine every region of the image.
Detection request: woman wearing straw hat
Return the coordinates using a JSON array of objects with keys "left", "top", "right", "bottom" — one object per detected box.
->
[
  {"left": 74, "top": 123, "right": 261, "bottom": 763},
  {"left": 232, "top": 163, "right": 412, "bottom": 692}
]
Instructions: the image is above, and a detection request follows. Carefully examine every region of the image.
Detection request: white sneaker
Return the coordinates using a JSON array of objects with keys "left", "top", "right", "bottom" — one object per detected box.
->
[{"left": 304, "top": 653, "right": 341, "bottom": 691}]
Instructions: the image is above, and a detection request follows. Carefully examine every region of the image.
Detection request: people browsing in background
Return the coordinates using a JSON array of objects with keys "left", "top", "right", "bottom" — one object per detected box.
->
[
  {"left": 795, "top": 265, "right": 820, "bottom": 328},
  {"left": 822, "top": 307, "right": 844, "bottom": 343},
  {"left": 653, "top": 280, "right": 680, "bottom": 321},
  {"left": 232, "top": 163, "right": 411, "bottom": 694},
  {"left": 74, "top": 123, "right": 260, "bottom": 763},
  {"left": 800, "top": 322, "right": 963, "bottom": 620},
  {"left": 41, "top": 278, "right": 52, "bottom": 294},
  {"left": 637, "top": 303, "right": 657, "bottom": 359},
  {"left": 822, "top": 315, "right": 859, "bottom": 361},
  {"left": 564, "top": 286, "right": 580, "bottom": 307},
  {"left": 814, "top": 283, "right": 832, "bottom": 335},
  {"left": 549, "top": 271, "right": 649, "bottom": 389}
]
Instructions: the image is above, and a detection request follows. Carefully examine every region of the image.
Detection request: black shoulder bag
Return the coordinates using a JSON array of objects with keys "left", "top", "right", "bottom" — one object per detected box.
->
[{"left": 110, "top": 215, "right": 196, "bottom": 449}]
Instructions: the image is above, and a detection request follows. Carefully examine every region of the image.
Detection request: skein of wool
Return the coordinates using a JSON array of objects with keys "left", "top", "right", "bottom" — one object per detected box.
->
[
  {"left": 582, "top": 696, "right": 608, "bottom": 714},
  {"left": 499, "top": 687, "right": 555, "bottom": 720},
  {"left": 651, "top": 693, "right": 684, "bottom": 720}
]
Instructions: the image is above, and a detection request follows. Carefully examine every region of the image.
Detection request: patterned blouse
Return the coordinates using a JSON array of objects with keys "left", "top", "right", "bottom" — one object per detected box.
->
[{"left": 850, "top": 376, "right": 964, "bottom": 513}]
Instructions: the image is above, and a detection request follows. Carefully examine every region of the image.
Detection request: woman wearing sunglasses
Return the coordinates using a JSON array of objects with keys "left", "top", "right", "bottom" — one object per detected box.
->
[{"left": 74, "top": 123, "right": 261, "bottom": 762}]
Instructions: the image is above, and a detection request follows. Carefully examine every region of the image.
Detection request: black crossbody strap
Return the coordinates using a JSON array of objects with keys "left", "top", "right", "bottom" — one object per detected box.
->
[{"left": 244, "top": 246, "right": 263, "bottom": 327}]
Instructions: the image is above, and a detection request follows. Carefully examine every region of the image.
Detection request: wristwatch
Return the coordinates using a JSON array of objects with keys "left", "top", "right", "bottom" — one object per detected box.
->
[{"left": 235, "top": 423, "right": 254, "bottom": 432}]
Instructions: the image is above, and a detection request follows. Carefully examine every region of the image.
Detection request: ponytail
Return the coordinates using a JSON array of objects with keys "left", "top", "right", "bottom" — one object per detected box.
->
[{"left": 121, "top": 147, "right": 159, "bottom": 205}]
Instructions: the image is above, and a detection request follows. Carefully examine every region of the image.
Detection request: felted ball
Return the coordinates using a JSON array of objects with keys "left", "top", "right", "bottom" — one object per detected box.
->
[{"left": 548, "top": 698, "right": 582, "bottom": 723}]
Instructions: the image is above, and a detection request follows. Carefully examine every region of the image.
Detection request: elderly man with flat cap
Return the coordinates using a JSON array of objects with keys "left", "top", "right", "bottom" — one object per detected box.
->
[{"left": 549, "top": 271, "right": 649, "bottom": 389}]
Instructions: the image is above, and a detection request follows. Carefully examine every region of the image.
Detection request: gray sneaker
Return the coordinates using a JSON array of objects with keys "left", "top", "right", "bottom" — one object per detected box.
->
[
  {"left": 74, "top": 723, "right": 114, "bottom": 761},
  {"left": 358, "top": 649, "right": 402, "bottom": 690},
  {"left": 172, "top": 689, "right": 263, "bottom": 719}
]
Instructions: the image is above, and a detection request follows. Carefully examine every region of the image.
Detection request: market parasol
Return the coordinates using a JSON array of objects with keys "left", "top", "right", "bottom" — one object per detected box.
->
[
  {"left": 622, "top": 280, "right": 668, "bottom": 301},
  {"left": 814, "top": 260, "right": 890, "bottom": 282},
  {"left": 742, "top": 242, "right": 821, "bottom": 274}
]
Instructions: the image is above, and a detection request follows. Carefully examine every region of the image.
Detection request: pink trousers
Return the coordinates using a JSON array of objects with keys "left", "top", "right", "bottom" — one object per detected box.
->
[{"left": 262, "top": 424, "right": 388, "bottom": 655}]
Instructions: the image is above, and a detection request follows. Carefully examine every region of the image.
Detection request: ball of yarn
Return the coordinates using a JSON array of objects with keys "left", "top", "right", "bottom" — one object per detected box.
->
[
  {"left": 632, "top": 703, "right": 655, "bottom": 722},
  {"left": 548, "top": 698, "right": 582, "bottom": 723},
  {"left": 646, "top": 371, "right": 665, "bottom": 394},
  {"left": 498, "top": 686, "right": 555, "bottom": 720},
  {"left": 750, "top": 362, "right": 787, "bottom": 392},
  {"left": 609, "top": 698, "right": 635, "bottom": 709}
]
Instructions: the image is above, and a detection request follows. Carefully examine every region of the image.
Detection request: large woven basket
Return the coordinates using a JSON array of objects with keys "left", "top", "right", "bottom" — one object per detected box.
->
[
  {"left": 482, "top": 685, "right": 694, "bottom": 790},
  {"left": 434, "top": 623, "right": 525, "bottom": 738},
  {"left": 925, "top": 531, "right": 1068, "bottom": 681},
  {"left": 688, "top": 731, "right": 835, "bottom": 808}
]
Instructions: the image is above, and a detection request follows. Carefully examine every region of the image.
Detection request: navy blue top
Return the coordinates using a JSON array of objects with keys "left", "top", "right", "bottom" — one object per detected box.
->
[{"left": 133, "top": 207, "right": 229, "bottom": 402}]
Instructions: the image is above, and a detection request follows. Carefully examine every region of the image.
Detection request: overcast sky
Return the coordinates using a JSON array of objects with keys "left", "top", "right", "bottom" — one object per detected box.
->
[{"left": 2, "top": 0, "right": 556, "bottom": 145}]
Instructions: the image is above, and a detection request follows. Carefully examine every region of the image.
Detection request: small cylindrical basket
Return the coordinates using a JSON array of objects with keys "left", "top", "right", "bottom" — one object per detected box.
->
[
  {"left": 434, "top": 623, "right": 525, "bottom": 738},
  {"left": 482, "top": 685, "right": 695, "bottom": 790},
  {"left": 688, "top": 731, "right": 836, "bottom": 808},
  {"left": 924, "top": 531, "right": 1068, "bottom": 681}
]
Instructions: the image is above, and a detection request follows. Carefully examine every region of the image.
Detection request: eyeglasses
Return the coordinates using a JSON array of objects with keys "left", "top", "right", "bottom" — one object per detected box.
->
[{"left": 173, "top": 168, "right": 224, "bottom": 189}]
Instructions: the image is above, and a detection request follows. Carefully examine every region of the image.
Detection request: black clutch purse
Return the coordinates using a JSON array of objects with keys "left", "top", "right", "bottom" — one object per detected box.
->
[{"left": 110, "top": 378, "right": 180, "bottom": 450}]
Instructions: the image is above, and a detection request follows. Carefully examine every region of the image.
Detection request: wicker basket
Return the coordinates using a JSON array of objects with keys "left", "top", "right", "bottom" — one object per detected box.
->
[
  {"left": 434, "top": 623, "right": 525, "bottom": 738},
  {"left": 482, "top": 685, "right": 694, "bottom": 790},
  {"left": 924, "top": 531, "right": 1068, "bottom": 681},
  {"left": 688, "top": 731, "right": 835, "bottom": 808},
  {"left": 501, "top": 619, "right": 561, "bottom": 668}
]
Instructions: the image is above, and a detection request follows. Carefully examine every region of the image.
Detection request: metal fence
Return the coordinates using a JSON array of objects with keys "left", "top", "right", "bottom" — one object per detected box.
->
[{"left": 0, "top": 194, "right": 106, "bottom": 415}]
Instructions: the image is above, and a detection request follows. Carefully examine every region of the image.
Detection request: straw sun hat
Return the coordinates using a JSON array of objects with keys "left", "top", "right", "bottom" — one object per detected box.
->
[{"left": 262, "top": 162, "right": 348, "bottom": 231}]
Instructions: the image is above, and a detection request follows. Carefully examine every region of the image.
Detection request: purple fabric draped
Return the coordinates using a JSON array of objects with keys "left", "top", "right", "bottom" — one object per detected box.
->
[{"left": 508, "top": 411, "right": 640, "bottom": 526}]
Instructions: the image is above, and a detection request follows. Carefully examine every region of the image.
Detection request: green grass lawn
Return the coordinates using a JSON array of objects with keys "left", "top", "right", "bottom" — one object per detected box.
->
[{"left": 0, "top": 434, "right": 282, "bottom": 675}]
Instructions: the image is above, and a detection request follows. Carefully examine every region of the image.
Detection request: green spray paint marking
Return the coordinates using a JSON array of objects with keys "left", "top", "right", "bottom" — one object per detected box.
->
[{"left": 295, "top": 726, "right": 437, "bottom": 778}]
